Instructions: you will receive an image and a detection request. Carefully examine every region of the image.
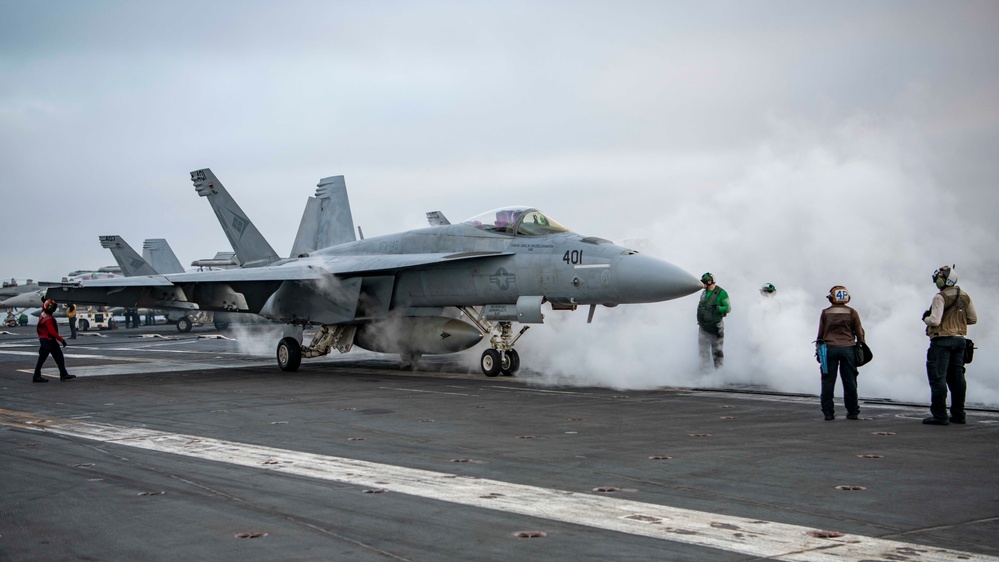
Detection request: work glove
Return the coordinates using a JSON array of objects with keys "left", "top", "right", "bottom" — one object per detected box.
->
[
  {"left": 922, "top": 309, "right": 931, "bottom": 320},
  {"left": 61, "top": 341, "right": 67, "bottom": 348}
]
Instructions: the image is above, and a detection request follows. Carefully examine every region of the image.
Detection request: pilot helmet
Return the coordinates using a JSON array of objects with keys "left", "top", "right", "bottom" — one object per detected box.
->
[
  {"left": 827, "top": 286, "right": 850, "bottom": 305},
  {"left": 932, "top": 265, "right": 957, "bottom": 289}
]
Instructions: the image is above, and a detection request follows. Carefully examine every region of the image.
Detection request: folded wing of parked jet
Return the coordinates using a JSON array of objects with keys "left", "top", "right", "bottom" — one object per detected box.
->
[
  {"left": 101, "top": 236, "right": 161, "bottom": 277},
  {"left": 191, "top": 168, "right": 280, "bottom": 267},
  {"left": 426, "top": 211, "right": 450, "bottom": 226}
]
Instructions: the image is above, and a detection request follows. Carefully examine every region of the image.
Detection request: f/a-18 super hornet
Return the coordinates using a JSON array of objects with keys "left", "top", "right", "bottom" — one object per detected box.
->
[
  {"left": 101, "top": 235, "right": 282, "bottom": 332},
  {"left": 48, "top": 168, "right": 702, "bottom": 376},
  {"left": 100, "top": 235, "right": 215, "bottom": 331}
]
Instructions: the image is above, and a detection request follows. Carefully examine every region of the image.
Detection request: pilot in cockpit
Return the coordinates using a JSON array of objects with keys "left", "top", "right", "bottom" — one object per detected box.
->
[{"left": 494, "top": 210, "right": 521, "bottom": 232}]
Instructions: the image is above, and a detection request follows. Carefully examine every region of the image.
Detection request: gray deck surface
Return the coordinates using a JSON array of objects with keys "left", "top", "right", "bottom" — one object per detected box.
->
[{"left": 2, "top": 324, "right": 997, "bottom": 561}]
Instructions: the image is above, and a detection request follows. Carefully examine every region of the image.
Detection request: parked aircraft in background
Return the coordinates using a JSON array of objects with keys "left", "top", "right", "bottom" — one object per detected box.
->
[
  {"left": 1, "top": 279, "right": 42, "bottom": 311},
  {"left": 191, "top": 252, "right": 240, "bottom": 270},
  {"left": 1, "top": 268, "right": 121, "bottom": 310},
  {"left": 102, "top": 235, "right": 274, "bottom": 332},
  {"left": 48, "top": 168, "right": 701, "bottom": 376}
]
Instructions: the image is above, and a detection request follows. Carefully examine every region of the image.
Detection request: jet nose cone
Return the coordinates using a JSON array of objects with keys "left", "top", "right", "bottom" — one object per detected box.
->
[
  {"left": 1, "top": 290, "right": 45, "bottom": 308},
  {"left": 613, "top": 253, "right": 702, "bottom": 303}
]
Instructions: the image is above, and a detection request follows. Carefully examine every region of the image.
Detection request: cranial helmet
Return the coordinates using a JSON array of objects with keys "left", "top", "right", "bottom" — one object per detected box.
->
[
  {"left": 933, "top": 265, "right": 957, "bottom": 289},
  {"left": 827, "top": 286, "right": 850, "bottom": 305},
  {"left": 700, "top": 272, "right": 715, "bottom": 286},
  {"left": 42, "top": 299, "right": 57, "bottom": 314},
  {"left": 760, "top": 283, "right": 776, "bottom": 295}
]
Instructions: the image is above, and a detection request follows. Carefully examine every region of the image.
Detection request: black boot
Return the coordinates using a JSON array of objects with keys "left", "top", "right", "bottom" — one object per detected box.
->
[
  {"left": 32, "top": 376, "right": 48, "bottom": 383},
  {"left": 60, "top": 374, "right": 76, "bottom": 381}
]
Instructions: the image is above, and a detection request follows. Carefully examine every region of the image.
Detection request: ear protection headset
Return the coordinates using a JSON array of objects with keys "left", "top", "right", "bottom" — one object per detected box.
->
[
  {"left": 827, "top": 286, "right": 850, "bottom": 305},
  {"left": 932, "top": 265, "right": 957, "bottom": 289}
]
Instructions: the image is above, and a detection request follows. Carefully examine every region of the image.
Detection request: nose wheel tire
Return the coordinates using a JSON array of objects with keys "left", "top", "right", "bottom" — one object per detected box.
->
[
  {"left": 176, "top": 316, "right": 193, "bottom": 333},
  {"left": 481, "top": 349, "right": 502, "bottom": 377},
  {"left": 277, "top": 337, "right": 302, "bottom": 372}
]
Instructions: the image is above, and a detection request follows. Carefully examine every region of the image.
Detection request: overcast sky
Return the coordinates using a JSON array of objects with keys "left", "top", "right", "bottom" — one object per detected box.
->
[{"left": 2, "top": 1, "right": 997, "bottom": 399}]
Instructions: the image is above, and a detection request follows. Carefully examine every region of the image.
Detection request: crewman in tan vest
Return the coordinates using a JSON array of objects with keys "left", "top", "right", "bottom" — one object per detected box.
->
[{"left": 921, "top": 265, "right": 977, "bottom": 425}]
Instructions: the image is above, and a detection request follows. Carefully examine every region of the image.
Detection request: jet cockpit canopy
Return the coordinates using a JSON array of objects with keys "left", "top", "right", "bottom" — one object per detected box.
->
[{"left": 462, "top": 207, "right": 571, "bottom": 236}]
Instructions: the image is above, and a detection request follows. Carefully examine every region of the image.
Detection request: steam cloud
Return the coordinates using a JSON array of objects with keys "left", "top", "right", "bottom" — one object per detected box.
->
[{"left": 514, "top": 118, "right": 998, "bottom": 407}]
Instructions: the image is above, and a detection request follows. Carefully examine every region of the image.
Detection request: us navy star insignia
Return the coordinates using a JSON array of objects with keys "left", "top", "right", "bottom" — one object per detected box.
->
[{"left": 489, "top": 268, "right": 516, "bottom": 290}]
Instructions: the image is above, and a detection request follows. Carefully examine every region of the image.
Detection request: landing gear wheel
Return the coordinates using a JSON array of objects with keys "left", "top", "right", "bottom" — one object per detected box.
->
[
  {"left": 277, "top": 337, "right": 302, "bottom": 372},
  {"left": 176, "top": 316, "right": 193, "bottom": 333},
  {"left": 481, "top": 349, "right": 502, "bottom": 377},
  {"left": 501, "top": 349, "right": 520, "bottom": 376},
  {"left": 213, "top": 320, "right": 230, "bottom": 331}
]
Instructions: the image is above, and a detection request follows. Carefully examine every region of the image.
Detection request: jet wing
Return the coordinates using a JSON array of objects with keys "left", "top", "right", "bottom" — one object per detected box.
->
[
  {"left": 163, "top": 251, "right": 512, "bottom": 282},
  {"left": 313, "top": 251, "right": 511, "bottom": 277},
  {"left": 165, "top": 265, "right": 328, "bottom": 283},
  {"left": 43, "top": 275, "right": 176, "bottom": 288},
  {"left": 44, "top": 275, "right": 176, "bottom": 308},
  {"left": 47, "top": 252, "right": 513, "bottom": 322}
]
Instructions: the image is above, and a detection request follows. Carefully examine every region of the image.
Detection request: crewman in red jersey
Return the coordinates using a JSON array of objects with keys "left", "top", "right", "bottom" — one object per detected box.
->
[{"left": 33, "top": 299, "right": 75, "bottom": 382}]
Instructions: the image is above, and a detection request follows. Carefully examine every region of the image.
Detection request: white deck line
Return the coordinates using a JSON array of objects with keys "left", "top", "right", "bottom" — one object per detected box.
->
[{"left": 10, "top": 414, "right": 995, "bottom": 562}]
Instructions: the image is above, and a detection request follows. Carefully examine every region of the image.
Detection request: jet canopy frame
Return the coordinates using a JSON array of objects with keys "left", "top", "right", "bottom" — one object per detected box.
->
[{"left": 462, "top": 207, "right": 571, "bottom": 236}]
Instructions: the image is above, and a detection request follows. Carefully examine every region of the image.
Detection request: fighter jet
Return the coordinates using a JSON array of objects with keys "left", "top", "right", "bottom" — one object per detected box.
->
[
  {"left": 48, "top": 168, "right": 702, "bottom": 376},
  {"left": 102, "top": 235, "right": 277, "bottom": 332},
  {"left": 1, "top": 279, "right": 44, "bottom": 309},
  {"left": 0, "top": 287, "right": 46, "bottom": 309},
  {"left": 1, "top": 269, "right": 119, "bottom": 310},
  {"left": 100, "top": 235, "right": 205, "bottom": 331}
]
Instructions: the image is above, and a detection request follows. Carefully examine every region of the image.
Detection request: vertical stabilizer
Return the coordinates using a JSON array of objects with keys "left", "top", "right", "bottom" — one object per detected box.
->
[
  {"left": 190, "top": 168, "right": 280, "bottom": 267},
  {"left": 288, "top": 175, "right": 357, "bottom": 255},
  {"left": 290, "top": 196, "right": 322, "bottom": 257},
  {"left": 315, "top": 175, "right": 356, "bottom": 249},
  {"left": 100, "top": 235, "right": 160, "bottom": 277},
  {"left": 142, "top": 239, "right": 186, "bottom": 274}
]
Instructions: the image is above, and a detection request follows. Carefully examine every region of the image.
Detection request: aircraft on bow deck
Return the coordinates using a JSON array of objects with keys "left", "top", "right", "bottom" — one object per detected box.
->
[{"left": 48, "top": 168, "right": 702, "bottom": 376}]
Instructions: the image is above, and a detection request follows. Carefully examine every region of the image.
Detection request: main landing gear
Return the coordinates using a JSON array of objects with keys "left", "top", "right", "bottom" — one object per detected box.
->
[
  {"left": 275, "top": 325, "right": 356, "bottom": 372},
  {"left": 460, "top": 308, "right": 529, "bottom": 377}
]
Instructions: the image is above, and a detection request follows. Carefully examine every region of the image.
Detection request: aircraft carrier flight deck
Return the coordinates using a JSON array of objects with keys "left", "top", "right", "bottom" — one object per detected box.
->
[{"left": 1, "top": 324, "right": 997, "bottom": 561}]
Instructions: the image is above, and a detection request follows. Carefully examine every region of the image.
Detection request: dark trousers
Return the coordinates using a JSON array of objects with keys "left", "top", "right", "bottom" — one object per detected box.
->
[
  {"left": 926, "top": 336, "right": 967, "bottom": 420},
  {"left": 698, "top": 322, "right": 724, "bottom": 368},
  {"left": 821, "top": 345, "right": 859, "bottom": 416},
  {"left": 35, "top": 338, "right": 69, "bottom": 378},
  {"left": 69, "top": 317, "right": 77, "bottom": 338}
]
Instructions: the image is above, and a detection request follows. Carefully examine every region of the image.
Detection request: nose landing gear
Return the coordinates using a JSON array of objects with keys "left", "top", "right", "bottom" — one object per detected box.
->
[{"left": 461, "top": 308, "right": 529, "bottom": 377}]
